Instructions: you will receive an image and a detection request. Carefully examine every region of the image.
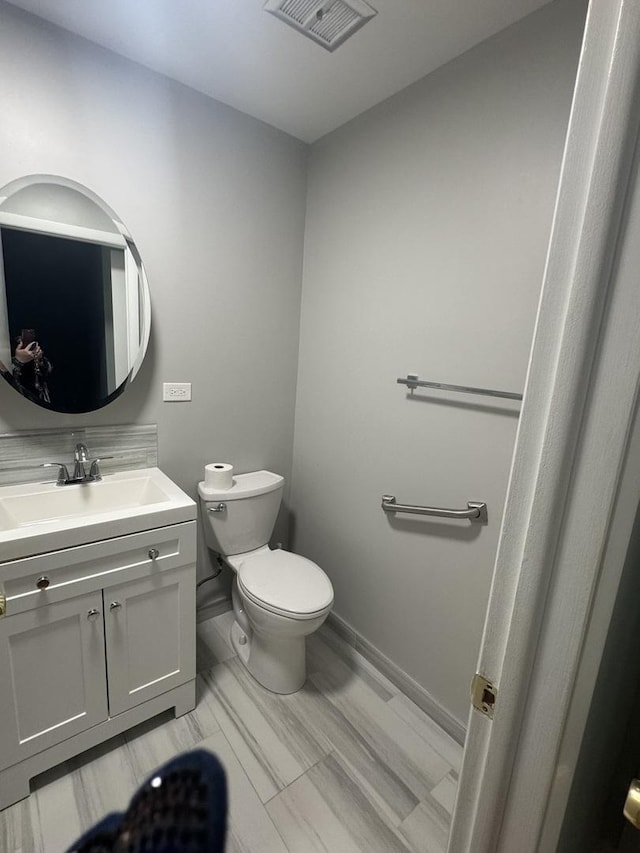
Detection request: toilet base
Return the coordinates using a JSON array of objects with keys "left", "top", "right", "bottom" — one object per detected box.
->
[
  {"left": 229, "top": 619, "right": 251, "bottom": 667},
  {"left": 230, "top": 618, "right": 306, "bottom": 694}
]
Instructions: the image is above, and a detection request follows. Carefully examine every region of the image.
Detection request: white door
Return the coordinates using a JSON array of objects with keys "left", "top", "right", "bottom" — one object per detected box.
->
[
  {"left": 0, "top": 591, "right": 108, "bottom": 770},
  {"left": 104, "top": 565, "right": 196, "bottom": 716},
  {"left": 449, "top": 3, "right": 640, "bottom": 852}
]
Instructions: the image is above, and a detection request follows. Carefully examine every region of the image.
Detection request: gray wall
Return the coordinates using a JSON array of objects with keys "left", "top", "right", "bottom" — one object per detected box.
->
[
  {"left": 0, "top": 2, "right": 308, "bottom": 608},
  {"left": 291, "top": 0, "right": 586, "bottom": 725}
]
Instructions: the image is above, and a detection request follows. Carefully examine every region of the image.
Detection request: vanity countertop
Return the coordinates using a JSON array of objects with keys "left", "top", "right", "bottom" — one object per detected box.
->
[{"left": 0, "top": 467, "right": 196, "bottom": 562}]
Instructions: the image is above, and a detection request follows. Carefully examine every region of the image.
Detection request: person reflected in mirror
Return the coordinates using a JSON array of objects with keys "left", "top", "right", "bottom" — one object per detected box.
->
[{"left": 11, "top": 334, "right": 52, "bottom": 404}]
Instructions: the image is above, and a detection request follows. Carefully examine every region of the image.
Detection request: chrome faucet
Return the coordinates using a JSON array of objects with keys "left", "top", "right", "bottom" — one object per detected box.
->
[
  {"left": 41, "top": 443, "right": 111, "bottom": 486},
  {"left": 73, "top": 443, "right": 89, "bottom": 480}
]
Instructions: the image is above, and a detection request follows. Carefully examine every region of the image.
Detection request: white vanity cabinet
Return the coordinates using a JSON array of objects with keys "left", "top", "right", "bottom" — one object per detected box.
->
[
  {"left": 0, "top": 520, "right": 196, "bottom": 811},
  {"left": 0, "top": 590, "right": 109, "bottom": 768},
  {"left": 104, "top": 563, "right": 195, "bottom": 716}
]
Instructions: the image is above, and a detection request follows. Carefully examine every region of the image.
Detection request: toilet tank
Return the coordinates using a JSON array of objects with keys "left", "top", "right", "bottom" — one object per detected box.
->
[{"left": 198, "top": 470, "right": 284, "bottom": 557}]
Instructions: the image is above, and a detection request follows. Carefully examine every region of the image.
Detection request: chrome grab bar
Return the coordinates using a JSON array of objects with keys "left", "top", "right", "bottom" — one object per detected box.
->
[
  {"left": 381, "top": 494, "right": 488, "bottom": 524},
  {"left": 397, "top": 374, "right": 522, "bottom": 402}
]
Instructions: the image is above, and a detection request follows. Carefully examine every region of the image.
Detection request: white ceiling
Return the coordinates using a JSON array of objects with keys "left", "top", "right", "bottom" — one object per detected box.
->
[{"left": 6, "top": 0, "right": 554, "bottom": 142}]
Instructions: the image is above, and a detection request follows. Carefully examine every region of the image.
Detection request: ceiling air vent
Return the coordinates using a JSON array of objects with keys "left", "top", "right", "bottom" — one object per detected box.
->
[{"left": 264, "top": 0, "right": 377, "bottom": 52}]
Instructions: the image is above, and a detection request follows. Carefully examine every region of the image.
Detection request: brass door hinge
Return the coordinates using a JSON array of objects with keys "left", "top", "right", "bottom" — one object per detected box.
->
[
  {"left": 471, "top": 673, "right": 497, "bottom": 718},
  {"left": 624, "top": 779, "right": 640, "bottom": 829}
]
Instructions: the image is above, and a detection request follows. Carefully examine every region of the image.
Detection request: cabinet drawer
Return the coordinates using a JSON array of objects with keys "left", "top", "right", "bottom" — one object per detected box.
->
[{"left": 0, "top": 522, "right": 196, "bottom": 617}]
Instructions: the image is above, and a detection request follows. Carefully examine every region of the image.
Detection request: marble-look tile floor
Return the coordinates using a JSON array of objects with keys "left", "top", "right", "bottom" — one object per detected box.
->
[{"left": 0, "top": 611, "right": 463, "bottom": 853}]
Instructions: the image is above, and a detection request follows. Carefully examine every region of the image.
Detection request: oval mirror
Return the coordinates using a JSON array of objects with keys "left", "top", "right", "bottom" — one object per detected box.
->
[{"left": 0, "top": 175, "right": 151, "bottom": 413}]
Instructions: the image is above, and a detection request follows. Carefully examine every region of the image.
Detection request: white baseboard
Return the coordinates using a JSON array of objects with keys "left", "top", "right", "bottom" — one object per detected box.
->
[{"left": 325, "top": 611, "right": 467, "bottom": 745}]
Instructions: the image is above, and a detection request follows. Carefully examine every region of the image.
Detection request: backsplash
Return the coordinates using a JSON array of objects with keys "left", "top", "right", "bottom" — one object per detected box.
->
[{"left": 0, "top": 424, "right": 158, "bottom": 486}]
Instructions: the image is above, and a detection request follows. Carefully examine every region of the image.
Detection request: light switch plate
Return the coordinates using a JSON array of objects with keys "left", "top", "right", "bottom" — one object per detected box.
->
[{"left": 163, "top": 382, "right": 192, "bottom": 402}]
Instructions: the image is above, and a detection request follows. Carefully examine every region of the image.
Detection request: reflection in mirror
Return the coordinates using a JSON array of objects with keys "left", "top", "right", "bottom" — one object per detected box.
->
[{"left": 0, "top": 176, "right": 151, "bottom": 413}]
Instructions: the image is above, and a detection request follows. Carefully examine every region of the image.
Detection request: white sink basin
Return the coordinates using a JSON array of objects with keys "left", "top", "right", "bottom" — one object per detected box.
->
[
  {"left": 0, "top": 475, "right": 170, "bottom": 527},
  {"left": 0, "top": 468, "right": 196, "bottom": 561}
]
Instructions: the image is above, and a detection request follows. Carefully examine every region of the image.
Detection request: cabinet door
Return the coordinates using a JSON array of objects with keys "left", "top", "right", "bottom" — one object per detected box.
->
[
  {"left": 104, "top": 565, "right": 195, "bottom": 716},
  {"left": 0, "top": 592, "right": 108, "bottom": 770}
]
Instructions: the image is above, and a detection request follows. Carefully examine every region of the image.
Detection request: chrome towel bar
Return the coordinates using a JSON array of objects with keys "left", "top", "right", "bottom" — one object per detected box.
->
[
  {"left": 381, "top": 494, "right": 488, "bottom": 523},
  {"left": 397, "top": 374, "right": 522, "bottom": 402}
]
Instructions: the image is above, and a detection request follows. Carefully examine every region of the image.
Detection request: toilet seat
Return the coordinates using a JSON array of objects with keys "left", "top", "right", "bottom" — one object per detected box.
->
[{"left": 237, "top": 549, "right": 333, "bottom": 621}]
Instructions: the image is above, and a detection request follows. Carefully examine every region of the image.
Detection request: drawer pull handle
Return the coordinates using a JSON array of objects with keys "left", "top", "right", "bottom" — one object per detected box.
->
[
  {"left": 87, "top": 609, "right": 100, "bottom": 622},
  {"left": 110, "top": 601, "right": 122, "bottom": 611},
  {"left": 36, "top": 576, "right": 50, "bottom": 590},
  {"left": 148, "top": 548, "right": 160, "bottom": 560}
]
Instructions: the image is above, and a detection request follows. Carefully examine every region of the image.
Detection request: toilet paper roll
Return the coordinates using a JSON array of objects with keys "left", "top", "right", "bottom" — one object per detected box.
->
[{"left": 204, "top": 463, "right": 234, "bottom": 491}]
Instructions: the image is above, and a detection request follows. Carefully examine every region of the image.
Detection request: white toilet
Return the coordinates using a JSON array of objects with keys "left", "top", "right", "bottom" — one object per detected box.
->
[{"left": 198, "top": 470, "right": 334, "bottom": 694}]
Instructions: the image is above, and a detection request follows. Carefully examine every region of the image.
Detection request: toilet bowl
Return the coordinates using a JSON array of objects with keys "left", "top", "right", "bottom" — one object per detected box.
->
[{"left": 198, "top": 470, "right": 334, "bottom": 694}]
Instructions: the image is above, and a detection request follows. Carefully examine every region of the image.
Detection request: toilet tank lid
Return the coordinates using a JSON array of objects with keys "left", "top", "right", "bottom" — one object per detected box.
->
[{"left": 198, "top": 470, "right": 284, "bottom": 501}]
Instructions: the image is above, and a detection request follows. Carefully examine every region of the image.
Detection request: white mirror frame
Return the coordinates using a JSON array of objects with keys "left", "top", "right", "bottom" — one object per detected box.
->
[{"left": 0, "top": 174, "right": 151, "bottom": 410}]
